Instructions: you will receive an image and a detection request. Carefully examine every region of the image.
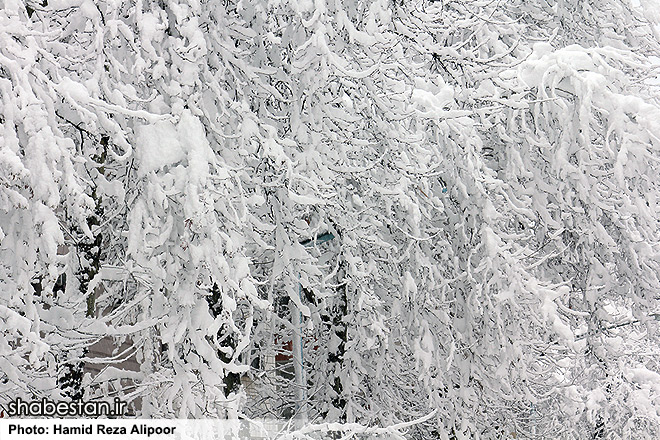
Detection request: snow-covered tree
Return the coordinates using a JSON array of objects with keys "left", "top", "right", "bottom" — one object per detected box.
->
[
  {"left": 3, "top": 0, "right": 660, "bottom": 438},
  {"left": 0, "top": 0, "right": 104, "bottom": 404}
]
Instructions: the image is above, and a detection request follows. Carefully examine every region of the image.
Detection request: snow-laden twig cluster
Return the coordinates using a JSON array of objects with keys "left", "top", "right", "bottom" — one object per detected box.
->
[{"left": 2, "top": 0, "right": 660, "bottom": 438}]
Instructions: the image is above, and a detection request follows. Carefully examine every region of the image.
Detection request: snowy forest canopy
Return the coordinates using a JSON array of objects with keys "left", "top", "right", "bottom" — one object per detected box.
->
[{"left": 2, "top": 0, "right": 660, "bottom": 438}]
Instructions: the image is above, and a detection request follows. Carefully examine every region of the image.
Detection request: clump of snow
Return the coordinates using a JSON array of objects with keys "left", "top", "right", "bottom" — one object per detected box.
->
[
  {"left": 135, "top": 120, "right": 184, "bottom": 176},
  {"left": 639, "top": 0, "right": 660, "bottom": 23},
  {"left": 57, "top": 77, "right": 91, "bottom": 103},
  {"left": 627, "top": 367, "right": 660, "bottom": 387},
  {"left": 411, "top": 77, "right": 455, "bottom": 114},
  {"left": 135, "top": 111, "right": 213, "bottom": 178}
]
